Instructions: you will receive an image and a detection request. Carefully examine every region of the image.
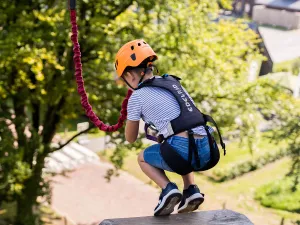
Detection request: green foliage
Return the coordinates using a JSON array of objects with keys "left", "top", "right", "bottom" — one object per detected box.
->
[
  {"left": 0, "top": 120, "right": 32, "bottom": 203},
  {"left": 0, "top": 202, "right": 16, "bottom": 223},
  {"left": 218, "top": 0, "right": 233, "bottom": 10},
  {"left": 104, "top": 127, "right": 144, "bottom": 181},
  {"left": 255, "top": 176, "right": 300, "bottom": 213},
  {"left": 271, "top": 95, "right": 300, "bottom": 192},
  {"left": 252, "top": 86, "right": 300, "bottom": 214},
  {"left": 273, "top": 58, "right": 300, "bottom": 75}
]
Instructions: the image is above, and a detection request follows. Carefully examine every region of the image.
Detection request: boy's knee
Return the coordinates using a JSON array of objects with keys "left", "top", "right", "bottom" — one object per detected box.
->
[{"left": 138, "top": 151, "right": 145, "bottom": 163}]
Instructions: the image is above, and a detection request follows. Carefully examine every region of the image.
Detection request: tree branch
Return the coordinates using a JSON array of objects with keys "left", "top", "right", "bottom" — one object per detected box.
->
[
  {"left": 107, "top": 1, "right": 134, "bottom": 20},
  {"left": 12, "top": 94, "right": 27, "bottom": 149},
  {"left": 42, "top": 96, "right": 65, "bottom": 144},
  {"left": 53, "top": 125, "right": 95, "bottom": 151},
  {"left": 81, "top": 54, "right": 102, "bottom": 63}
]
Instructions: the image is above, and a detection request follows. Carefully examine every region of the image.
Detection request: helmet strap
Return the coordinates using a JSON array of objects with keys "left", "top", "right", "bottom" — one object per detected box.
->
[
  {"left": 121, "top": 76, "right": 136, "bottom": 90},
  {"left": 121, "top": 73, "right": 146, "bottom": 90},
  {"left": 137, "top": 64, "right": 151, "bottom": 87},
  {"left": 138, "top": 71, "right": 146, "bottom": 86}
]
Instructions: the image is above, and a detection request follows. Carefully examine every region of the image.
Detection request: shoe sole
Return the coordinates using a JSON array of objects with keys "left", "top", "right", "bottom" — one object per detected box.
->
[
  {"left": 154, "top": 192, "right": 182, "bottom": 216},
  {"left": 177, "top": 194, "right": 204, "bottom": 214}
]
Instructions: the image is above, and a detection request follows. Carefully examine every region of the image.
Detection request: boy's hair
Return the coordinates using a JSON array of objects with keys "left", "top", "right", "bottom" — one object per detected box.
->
[
  {"left": 122, "top": 58, "right": 153, "bottom": 77},
  {"left": 122, "top": 67, "right": 144, "bottom": 77}
]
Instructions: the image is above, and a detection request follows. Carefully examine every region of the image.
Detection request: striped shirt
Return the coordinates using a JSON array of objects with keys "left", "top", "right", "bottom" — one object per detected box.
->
[{"left": 127, "top": 76, "right": 213, "bottom": 137}]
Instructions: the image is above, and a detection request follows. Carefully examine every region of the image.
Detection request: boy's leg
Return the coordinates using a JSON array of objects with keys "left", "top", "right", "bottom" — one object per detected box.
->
[
  {"left": 182, "top": 172, "right": 195, "bottom": 189},
  {"left": 138, "top": 150, "right": 182, "bottom": 216},
  {"left": 138, "top": 150, "right": 170, "bottom": 189},
  {"left": 178, "top": 173, "right": 204, "bottom": 213}
]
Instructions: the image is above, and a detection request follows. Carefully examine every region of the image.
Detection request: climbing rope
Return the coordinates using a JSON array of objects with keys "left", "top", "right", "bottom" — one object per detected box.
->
[{"left": 68, "top": 0, "right": 132, "bottom": 132}]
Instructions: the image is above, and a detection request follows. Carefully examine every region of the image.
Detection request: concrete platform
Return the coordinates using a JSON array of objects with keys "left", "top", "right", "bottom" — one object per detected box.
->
[{"left": 99, "top": 209, "right": 254, "bottom": 225}]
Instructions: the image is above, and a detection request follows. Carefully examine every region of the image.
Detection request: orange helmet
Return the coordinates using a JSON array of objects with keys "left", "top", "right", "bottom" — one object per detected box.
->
[{"left": 115, "top": 39, "right": 158, "bottom": 77}]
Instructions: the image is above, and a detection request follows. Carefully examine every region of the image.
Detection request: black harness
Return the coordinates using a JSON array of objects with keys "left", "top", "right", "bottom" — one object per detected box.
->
[{"left": 138, "top": 74, "right": 226, "bottom": 175}]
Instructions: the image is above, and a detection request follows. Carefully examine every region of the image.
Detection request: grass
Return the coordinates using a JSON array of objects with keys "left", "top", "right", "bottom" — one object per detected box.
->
[{"left": 255, "top": 176, "right": 300, "bottom": 213}]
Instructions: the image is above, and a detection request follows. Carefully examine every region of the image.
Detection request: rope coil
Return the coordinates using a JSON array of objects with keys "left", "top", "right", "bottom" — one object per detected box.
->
[{"left": 69, "top": 9, "right": 132, "bottom": 132}]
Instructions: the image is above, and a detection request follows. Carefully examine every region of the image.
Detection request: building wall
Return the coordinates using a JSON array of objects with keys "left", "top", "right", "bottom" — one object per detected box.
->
[{"left": 253, "top": 5, "right": 300, "bottom": 29}]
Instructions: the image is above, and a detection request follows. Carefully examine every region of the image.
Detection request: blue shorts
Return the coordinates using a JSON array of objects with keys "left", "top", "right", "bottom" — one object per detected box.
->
[{"left": 143, "top": 135, "right": 211, "bottom": 172}]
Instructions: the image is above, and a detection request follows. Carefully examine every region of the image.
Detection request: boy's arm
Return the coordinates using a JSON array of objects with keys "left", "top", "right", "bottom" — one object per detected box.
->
[
  {"left": 125, "top": 120, "right": 140, "bottom": 143},
  {"left": 126, "top": 92, "right": 142, "bottom": 143}
]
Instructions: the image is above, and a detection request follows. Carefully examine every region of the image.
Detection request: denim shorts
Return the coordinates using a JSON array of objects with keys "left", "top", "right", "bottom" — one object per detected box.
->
[{"left": 143, "top": 135, "right": 211, "bottom": 172}]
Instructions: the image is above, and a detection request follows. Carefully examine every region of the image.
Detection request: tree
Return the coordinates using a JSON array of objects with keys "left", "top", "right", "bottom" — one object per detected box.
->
[
  {"left": 272, "top": 93, "right": 300, "bottom": 191},
  {"left": 0, "top": 0, "right": 159, "bottom": 224}
]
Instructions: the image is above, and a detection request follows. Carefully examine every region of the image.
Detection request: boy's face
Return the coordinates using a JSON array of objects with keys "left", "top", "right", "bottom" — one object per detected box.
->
[{"left": 122, "top": 71, "right": 140, "bottom": 90}]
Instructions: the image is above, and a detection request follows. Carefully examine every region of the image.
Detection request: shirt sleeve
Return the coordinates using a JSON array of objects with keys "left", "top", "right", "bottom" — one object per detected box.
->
[{"left": 127, "top": 92, "right": 143, "bottom": 121}]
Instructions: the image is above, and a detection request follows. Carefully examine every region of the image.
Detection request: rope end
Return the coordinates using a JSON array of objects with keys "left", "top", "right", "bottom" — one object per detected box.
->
[{"left": 68, "top": 0, "right": 76, "bottom": 10}]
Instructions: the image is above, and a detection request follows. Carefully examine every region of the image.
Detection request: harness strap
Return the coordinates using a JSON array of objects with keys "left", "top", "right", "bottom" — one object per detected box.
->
[
  {"left": 203, "top": 114, "right": 226, "bottom": 155},
  {"left": 205, "top": 125, "right": 215, "bottom": 158},
  {"left": 188, "top": 130, "right": 200, "bottom": 168}
]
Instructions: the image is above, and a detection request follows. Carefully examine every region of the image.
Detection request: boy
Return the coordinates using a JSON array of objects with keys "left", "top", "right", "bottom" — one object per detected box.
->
[{"left": 115, "top": 40, "right": 215, "bottom": 216}]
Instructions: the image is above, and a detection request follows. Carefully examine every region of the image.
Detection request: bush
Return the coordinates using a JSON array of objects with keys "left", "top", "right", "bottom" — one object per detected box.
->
[
  {"left": 273, "top": 58, "right": 300, "bottom": 75},
  {"left": 212, "top": 148, "right": 288, "bottom": 182},
  {"left": 255, "top": 177, "right": 300, "bottom": 213}
]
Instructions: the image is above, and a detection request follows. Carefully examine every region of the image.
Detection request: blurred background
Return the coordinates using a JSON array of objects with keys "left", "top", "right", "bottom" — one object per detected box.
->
[{"left": 0, "top": 0, "right": 299, "bottom": 225}]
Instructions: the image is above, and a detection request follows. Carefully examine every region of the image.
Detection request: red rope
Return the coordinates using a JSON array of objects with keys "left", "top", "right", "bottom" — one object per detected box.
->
[{"left": 69, "top": 10, "right": 132, "bottom": 132}]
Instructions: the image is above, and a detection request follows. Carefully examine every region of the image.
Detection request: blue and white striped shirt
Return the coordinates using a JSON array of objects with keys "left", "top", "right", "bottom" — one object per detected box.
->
[{"left": 127, "top": 76, "right": 213, "bottom": 137}]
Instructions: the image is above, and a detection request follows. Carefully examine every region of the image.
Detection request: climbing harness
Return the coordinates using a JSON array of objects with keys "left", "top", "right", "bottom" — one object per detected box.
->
[
  {"left": 139, "top": 75, "right": 226, "bottom": 175},
  {"left": 68, "top": 0, "right": 132, "bottom": 132}
]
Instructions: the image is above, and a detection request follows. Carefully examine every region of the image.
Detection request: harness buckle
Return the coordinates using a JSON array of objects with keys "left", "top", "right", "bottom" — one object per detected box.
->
[
  {"left": 157, "top": 135, "right": 164, "bottom": 143},
  {"left": 188, "top": 130, "right": 194, "bottom": 135}
]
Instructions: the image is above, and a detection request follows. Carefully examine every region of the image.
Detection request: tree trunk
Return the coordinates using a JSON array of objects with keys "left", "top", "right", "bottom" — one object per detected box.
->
[
  {"left": 15, "top": 194, "right": 37, "bottom": 225},
  {"left": 15, "top": 151, "right": 47, "bottom": 225}
]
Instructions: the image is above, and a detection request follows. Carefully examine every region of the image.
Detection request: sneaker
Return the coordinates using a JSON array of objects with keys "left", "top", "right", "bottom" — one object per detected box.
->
[
  {"left": 154, "top": 182, "right": 182, "bottom": 216},
  {"left": 177, "top": 184, "right": 204, "bottom": 213}
]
